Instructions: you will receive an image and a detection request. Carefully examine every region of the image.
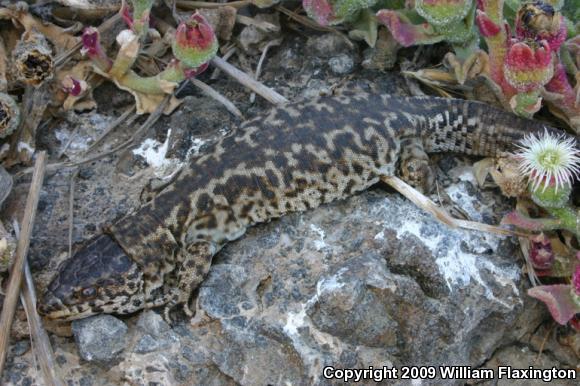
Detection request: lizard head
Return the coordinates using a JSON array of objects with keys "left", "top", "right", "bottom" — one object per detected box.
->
[{"left": 38, "top": 234, "right": 146, "bottom": 320}]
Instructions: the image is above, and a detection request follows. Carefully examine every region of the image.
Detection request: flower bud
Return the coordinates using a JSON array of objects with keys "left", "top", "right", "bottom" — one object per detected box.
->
[
  {"left": 172, "top": 13, "right": 219, "bottom": 69},
  {"left": 504, "top": 39, "right": 553, "bottom": 93},
  {"left": 475, "top": 10, "right": 502, "bottom": 38},
  {"left": 62, "top": 76, "right": 87, "bottom": 97},
  {"left": 81, "top": 27, "right": 112, "bottom": 72}
]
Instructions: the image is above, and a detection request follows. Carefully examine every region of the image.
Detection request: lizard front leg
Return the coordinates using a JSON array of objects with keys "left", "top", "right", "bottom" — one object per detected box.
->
[
  {"left": 162, "top": 240, "right": 217, "bottom": 321},
  {"left": 399, "top": 137, "right": 435, "bottom": 193}
]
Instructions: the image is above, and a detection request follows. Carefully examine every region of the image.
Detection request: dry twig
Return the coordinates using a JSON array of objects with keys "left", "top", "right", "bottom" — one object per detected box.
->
[
  {"left": 188, "top": 78, "right": 243, "bottom": 118},
  {"left": 86, "top": 105, "right": 136, "bottom": 154},
  {"left": 251, "top": 39, "right": 283, "bottom": 104},
  {"left": 211, "top": 46, "right": 237, "bottom": 80},
  {"left": 381, "top": 175, "right": 530, "bottom": 238},
  {"left": 210, "top": 56, "right": 288, "bottom": 105},
  {"left": 176, "top": 0, "right": 251, "bottom": 9},
  {"left": 0, "top": 151, "right": 47, "bottom": 377},
  {"left": 20, "top": 259, "right": 64, "bottom": 386}
]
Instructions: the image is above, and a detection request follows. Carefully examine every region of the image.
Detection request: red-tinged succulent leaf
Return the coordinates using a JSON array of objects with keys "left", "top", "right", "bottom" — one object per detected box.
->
[
  {"left": 183, "top": 62, "right": 209, "bottom": 78},
  {"left": 303, "top": 0, "right": 337, "bottom": 26},
  {"left": 545, "top": 62, "right": 579, "bottom": 114},
  {"left": 376, "top": 10, "right": 443, "bottom": 47},
  {"left": 528, "top": 284, "right": 580, "bottom": 325},
  {"left": 501, "top": 211, "right": 561, "bottom": 231},
  {"left": 475, "top": 10, "right": 501, "bottom": 37},
  {"left": 573, "top": 264, "right": 580, "bottom": 295}
]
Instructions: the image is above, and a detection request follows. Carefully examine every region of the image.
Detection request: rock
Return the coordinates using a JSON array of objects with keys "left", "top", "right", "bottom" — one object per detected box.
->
[
  {"left": 306, "top": 34, "right": 350, "bottom": 58},
  {"left": 136, "top": 310, "right": 170, "bottom": 336},
  {"left": 10, "top": 340, "right": 30, "bottom": 357},
  {"left": 328, "top": 54, "right": 354, "bottom": 74},
  {"left": 482, "top": 346, "right": 575, "bottom": 386},
  {"left": 72, "top": 315, "right": 128, "bottom": 363},
  {"left": 301, "top": 79, "right": 332, "bottom": 99},
  {"left": 134, "top": 311, "right": 178, "bottom": 354}
]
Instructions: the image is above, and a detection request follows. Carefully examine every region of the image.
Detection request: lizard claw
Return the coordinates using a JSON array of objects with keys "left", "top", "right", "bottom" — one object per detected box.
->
[{"left": 162, "top": 305, "right": 174, "bottom": 324}]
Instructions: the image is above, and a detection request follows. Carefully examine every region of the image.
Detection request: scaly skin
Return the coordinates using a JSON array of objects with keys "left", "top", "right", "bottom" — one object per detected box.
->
[{"left": 38, "top": 92, "right": 567, "bottom": 320}]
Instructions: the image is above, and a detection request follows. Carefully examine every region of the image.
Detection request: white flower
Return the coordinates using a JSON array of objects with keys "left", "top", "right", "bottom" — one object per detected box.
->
[{"left": 515, "top": 129, "right": 580, "bottom": 192}]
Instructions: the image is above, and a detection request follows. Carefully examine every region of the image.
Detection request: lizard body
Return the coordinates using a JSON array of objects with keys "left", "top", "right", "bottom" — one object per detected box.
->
[{"left": 38, "top": 92, "right": 558, "bottom": 320}]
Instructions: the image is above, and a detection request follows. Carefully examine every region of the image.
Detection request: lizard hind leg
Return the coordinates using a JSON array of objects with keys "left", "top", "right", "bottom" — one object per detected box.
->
[
  {"left": 399, "top": 137, "right": 435, "bottom": 193},
  {"left": 163, "top": 240, "right": 217, "bottom": 321}
]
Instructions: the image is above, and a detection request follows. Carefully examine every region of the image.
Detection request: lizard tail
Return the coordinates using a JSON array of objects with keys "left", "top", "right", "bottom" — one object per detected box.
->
[{"left": 422, "top": 98, "right": 573, "bottom": 157}]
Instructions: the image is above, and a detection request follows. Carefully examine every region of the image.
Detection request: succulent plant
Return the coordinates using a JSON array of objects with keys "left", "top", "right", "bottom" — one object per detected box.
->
[
  {"left": 81, "top": 12, "right": 218, "bottom": 114},
  {"left": 121, "top": 0, "right": 155, "bottom": 37},
  {"left": 477, "top": 0, "right": 580, "bottom": 128},
  {"left": 81, "top": 27, "right": 112, "bottom": 73}
]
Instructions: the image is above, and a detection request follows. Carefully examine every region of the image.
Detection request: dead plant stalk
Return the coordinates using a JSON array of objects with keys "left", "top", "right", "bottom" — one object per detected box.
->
[{"left": 0, "top": 152, "right": 48, "bottom": 377}]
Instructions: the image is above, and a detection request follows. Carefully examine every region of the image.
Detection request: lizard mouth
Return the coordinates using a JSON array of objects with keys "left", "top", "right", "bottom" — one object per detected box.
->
[
  {"left": 38, "top": 290, "right": 99, "bottom": 320},
  {"left": 37, "top": 291, "right": 70, "bottom": 319}
]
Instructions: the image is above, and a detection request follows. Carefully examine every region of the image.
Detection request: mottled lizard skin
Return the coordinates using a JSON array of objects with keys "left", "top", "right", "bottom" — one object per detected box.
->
[{"left": 38, "top": 92, "right": 564, "bottom": 320}]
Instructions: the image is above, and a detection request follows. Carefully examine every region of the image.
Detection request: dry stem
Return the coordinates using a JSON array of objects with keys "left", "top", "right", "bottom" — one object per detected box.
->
[
  {"left": 381, "top": 175, "right": 530, "bottom": 238},
  {"left": 210, "top": 56, "right": 288, "bottom": 105},
  {"left": 0, "top": 151, "right": 47, "bottom": 377},
  {"left": 189, "top": 78, "right": 243, "bottom": 118}
]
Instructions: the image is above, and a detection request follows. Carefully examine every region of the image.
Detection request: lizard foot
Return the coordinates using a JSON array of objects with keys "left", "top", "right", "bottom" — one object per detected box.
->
[{"left": 399, "top": 137, "right": 435, "bottom": 193}]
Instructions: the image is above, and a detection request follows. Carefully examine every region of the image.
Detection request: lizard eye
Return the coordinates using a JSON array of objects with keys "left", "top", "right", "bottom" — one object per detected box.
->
[{"left": 81, "top": 287, "right": 97, "bottom": 299}]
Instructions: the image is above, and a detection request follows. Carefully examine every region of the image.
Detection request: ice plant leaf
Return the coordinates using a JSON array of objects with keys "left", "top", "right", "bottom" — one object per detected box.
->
[
  {"left": 515, "top": 129, "right": 580, "bottom": 193},
  {"left": 528, "top": 284, "right": 580, "bottom": 325},
  {"left": 416, "top": 0, "right": 474, "bottom": 27},
  {"left": 172, "top": 13, "right": 219, "bottom": 69},
  {"left": 304, "top": 0, "right": 378, "bottom": 26},
  {"left": 376, "top": 10, "right": 445, "bottom": 47},
  {"left": 475, "top": 10, "right": 502, "bottom": 37}
]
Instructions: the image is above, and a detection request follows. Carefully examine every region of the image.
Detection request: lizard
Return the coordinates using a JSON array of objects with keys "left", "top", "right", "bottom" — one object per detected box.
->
[{"left": 36, "top": 91, "right": 575, "bottom": 321}]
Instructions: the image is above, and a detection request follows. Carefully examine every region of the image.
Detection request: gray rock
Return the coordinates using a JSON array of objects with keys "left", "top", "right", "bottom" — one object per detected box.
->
[
  {"left": 133, "top": 332, "right": 179, "bottom": 354},
  {"left": 136, "top": 310, "right": 170, "bottom": 336},
  {"left": 306, "top": 33, "right": 350, "bottom": 58},
  {"left": 481, "top": 346, "right": 576, "bottom": 386},
  {"left": 134, "top": 311, "right": 179, "bottom": 354},
  {"left": 328, "top": 54, "right": 354, "bottom": 74},
  {"left": 72, "top": 315, "right": 128, "bottom": 363}
]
